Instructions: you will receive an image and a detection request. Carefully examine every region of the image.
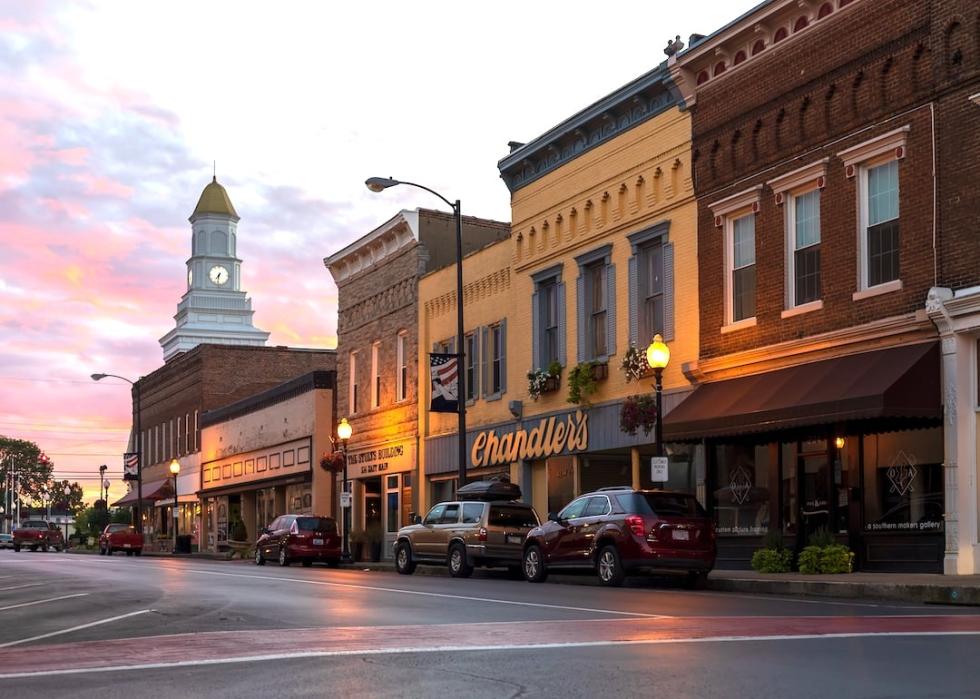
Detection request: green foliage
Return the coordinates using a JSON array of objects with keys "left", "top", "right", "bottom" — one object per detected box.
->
[
  {"left": 798, "top": 543, "right": 854, "bottom": 574},
  {"left": 567, "top": 362, "right": 599, "bottom": 405},
  {"left": 75, "top": 506, "right": 111, "bottom": 536},
  {"left": 229, "top": 519, "right": 248, "bottom": 542},
  {"left": 763, "top": 529, "right": 787, "bottom": 551},
  {"left": 547, "top": 360, "right": 563, "bottom": 377},
  {"left": 111, "top": 509, "right": 132, "bottom": 524},
  {"left": 0, "top": 436, "right": 54, "bottom": 506},
  {"left": 751, "top": 547, "right": 794, "bottom": 573},
  {"left": 808, "top": 526, "right": 836, "bottom": 548}
]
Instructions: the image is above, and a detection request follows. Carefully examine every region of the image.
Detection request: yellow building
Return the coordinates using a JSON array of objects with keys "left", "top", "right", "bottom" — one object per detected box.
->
[{"left": 495, "top": 62, "right": 701, "bottom": 517}]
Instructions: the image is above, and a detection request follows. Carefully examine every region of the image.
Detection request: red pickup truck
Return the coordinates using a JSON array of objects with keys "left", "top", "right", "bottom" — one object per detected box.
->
[
  {"left": 12, "top": 520, "right": 65, "bottom": 552},
  {"left": 100, "top": 523, "right": 143, "bottom": 556}
]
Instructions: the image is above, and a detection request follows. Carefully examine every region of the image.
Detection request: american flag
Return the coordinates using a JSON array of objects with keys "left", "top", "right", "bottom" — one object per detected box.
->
[
  {"left": 123, "top": 452, "right": 139, "bottom": 481},
  {"left": 429, "top": 353, "right": 459, "bottom": 413}
]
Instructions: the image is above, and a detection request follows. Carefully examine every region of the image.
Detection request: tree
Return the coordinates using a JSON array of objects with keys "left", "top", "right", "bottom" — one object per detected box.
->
[
  {"left": 52, "top": 480, "right": 85, "bottom": 517},
  {"left": 0, "top": 436, "right": 54, "bottom": 514}
]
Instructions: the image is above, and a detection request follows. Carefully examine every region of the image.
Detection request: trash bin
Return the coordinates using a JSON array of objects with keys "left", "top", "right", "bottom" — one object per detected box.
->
[{"left": 175, "top": 534, "right": 192, "bottom": 554}]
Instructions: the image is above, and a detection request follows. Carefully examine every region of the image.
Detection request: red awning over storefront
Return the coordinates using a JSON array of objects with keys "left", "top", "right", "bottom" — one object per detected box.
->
[
  {"left": 111, "top": 478, "right": 173, "bottom": 507},
  {"left": 663, "top": 342, "right": 941, "bottom": 441}
]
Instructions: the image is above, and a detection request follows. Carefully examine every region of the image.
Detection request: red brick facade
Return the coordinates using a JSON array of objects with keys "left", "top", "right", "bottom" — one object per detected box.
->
[{"left": 685, "top": 0, "right": 979, "bottom": 359}]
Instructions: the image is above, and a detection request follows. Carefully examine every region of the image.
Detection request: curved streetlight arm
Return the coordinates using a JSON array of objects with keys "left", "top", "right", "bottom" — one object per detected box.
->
[
  {"left": 366, "top": 177, "right": 458, "bottom": 213},
  {"left": 91, "top": 373, "right": 135, "bottom": 385},
  {"left": 395, "top": 180, "right": 458, "bottom": 212}
]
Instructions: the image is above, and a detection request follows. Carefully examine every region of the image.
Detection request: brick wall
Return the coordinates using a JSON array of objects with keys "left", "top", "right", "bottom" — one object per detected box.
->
[{"left": 689, "top": 0, "right": 979, "bottom": 359}]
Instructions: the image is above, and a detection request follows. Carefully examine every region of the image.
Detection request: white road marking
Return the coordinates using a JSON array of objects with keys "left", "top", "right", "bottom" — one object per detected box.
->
[
  {"left": 162, "top": 566, "right": 672, "bottom": 619},
  {"left": 0, "top": 583, "right": 44, "bottom": 592},
  {"left": 0, "top": 593, "right": 90, "bottom": 613},
  {"left": 0, "top": 609, "right": 154, "bottom": 649},
  {"left": 2, "top": 630, "right": 979, "bottom": 679}
]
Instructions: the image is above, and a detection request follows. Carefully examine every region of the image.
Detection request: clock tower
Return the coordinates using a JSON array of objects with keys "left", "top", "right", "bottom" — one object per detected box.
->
[{"left": 159, "top": 176, "right": 270, "bottom": 361}]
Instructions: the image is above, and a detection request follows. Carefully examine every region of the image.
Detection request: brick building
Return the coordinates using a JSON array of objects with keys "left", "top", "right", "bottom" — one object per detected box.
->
[
  {"left": 663, "top": 0, "right": 980, "bottom": 572},
  {"left": 325, "top": 209, "right": 508, "bottom": 559},
  {"left": 114, "top": 344, "right": 335, "bottom": 550}
]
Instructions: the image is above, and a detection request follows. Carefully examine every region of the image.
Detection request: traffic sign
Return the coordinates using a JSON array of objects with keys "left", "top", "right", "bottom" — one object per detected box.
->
[
  {"left": 340, "top": 492, "right": 352, "bottom": 508},
  {"left": 650, "top": 456, "right": 669, "bottom": 482}
]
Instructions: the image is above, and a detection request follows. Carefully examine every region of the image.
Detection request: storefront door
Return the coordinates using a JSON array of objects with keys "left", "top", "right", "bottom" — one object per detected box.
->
[{"left": 798, "top": 440, "right": 832, "bottom": 545}]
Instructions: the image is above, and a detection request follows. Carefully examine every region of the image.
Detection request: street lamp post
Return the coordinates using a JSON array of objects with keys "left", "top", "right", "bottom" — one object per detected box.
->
[
  {"left": 366, "top": 177, "right": 468, "bottom": 490},
  {"left": 63, "top": 484, "right": 71, "bottom": 544},
  {"left": 91, "top": 373, "right": 142, "bottom": 533},
  {"left": 337, "top": 418, "right": 353, "bottom": 564},
  {"left": 169, "top": 459, "right": 180, "bottom": 555},
  {"left": 645, "top": 334, "right": 671, "bottom": 458}
]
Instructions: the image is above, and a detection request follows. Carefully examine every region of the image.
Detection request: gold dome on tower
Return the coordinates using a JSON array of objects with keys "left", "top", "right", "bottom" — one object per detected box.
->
[{"left": 190, "top": 176, "right": 239, "bottom": 220}]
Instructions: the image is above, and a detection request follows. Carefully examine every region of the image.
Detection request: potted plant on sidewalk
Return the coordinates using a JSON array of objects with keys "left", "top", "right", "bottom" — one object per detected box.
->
[
  {"left": 797, "top": 527, "right": 854, "bottom": 574},
  {"left": 226, "top": 519, "right": 250, "bottom": 560},
  {"left": 750, "top": 530, "right": 794, "bottom": 573}
]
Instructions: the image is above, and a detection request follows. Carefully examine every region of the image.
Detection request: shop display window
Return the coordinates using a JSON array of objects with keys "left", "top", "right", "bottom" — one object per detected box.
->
[
  {"left": 580, "top": 454, "right": 630, "bottom": 494},
  {"left": 431, "top": 478, "right": 456, "bottom": 506},
  {"left": 639, "top": 444, "right": 700, "bottom": 493},
  {"left": 386, "top": 475, "right": 400, "bottom": 533},
  {"left": 863, "top": 428, "right": 943, "bottom": 533},
  {"left": 712, "top": 444, "right": 770, "bottom": 536},
  {"left": 547, "top": 457, "right": 575, "bottom": 516}
]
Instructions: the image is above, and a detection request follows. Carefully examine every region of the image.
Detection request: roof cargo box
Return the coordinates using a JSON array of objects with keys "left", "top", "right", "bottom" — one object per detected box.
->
[{"left": 456, "top": 479, "right": 522, "bottom": 502}]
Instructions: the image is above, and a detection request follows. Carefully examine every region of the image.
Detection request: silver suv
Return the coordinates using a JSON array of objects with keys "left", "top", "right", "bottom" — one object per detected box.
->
[{"left": 394, "top": 500, "right": 540, "bottom": 577}]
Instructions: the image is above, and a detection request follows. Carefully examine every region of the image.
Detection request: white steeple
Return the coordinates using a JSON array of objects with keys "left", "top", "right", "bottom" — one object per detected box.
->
[{"left": 159, "top": 177, "right": 270, "bottom": 361}]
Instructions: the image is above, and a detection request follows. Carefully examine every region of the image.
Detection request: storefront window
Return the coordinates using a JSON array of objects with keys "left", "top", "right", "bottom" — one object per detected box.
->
[
  {"left": 863, "top": 428, "right": 943, "bottom": 533},
  {"left": 547, "top": 457, "right": 575, "bottom": 516},
  {"left": 638, "top": 444, "right": 699, "bottom": 493},
  {"left": 780, "top": 442, "right": 797, "bottom": 534},
  {"left": 431, "top": 478, "right": 456, "bottom": 506},
  {"left": 580, "top": 454, "right": 630, "bottom": 494},
  {"left": 386, "top": 475, "right": 400, "bottom": 533},
  {"left": 712, "top": 444, "right": 770, "bottom": 536}
]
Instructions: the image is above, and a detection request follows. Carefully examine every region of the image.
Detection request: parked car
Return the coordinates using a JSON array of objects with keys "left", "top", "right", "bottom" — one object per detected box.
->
[
  {"left": 0, "top": 533, "right": 13, "bottom": 549},
  {"left": 12, "top": 520, "right": 65, "bottom": 552},
  {"left": 99, "top": 523, "right": 143, "bottom": 556},
  {"left": 255, "top": 514, "right": 341, "bottom": 567},
  {"left": 394, "top": 495, "right": 540, "bottom": 578},
  {"left": 522, "top": 487, "right": 715, "bottom": 587}
]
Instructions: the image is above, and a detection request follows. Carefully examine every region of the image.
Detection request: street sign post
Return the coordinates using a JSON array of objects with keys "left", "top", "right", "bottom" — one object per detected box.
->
[
  {"left": 340, "top": 492, "right": 352, "bottom": 508},
  {"left": 650, "top": 456, "right": 669, "bottom": 482}
]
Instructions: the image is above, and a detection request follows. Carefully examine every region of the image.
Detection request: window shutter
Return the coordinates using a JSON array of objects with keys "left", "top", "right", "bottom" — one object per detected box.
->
[
  {"left": 576, "top": 275, "right": 586, "bottom": 363},
  {"left": 556, "top": 281, "right": 567, "bottom": 367},
  {"left": 481, "top": 326, "right": 489, "bottom": 397},
  {"left": 605, "top": 263, "right": 617, "bottom": 357},
  {"left": 663, "top": 242, "right": 675, "bottom": 342},
  {"left": 531, "top": 290, "right": 541, "bottom": 371},
  {"left": 499, "top": 319, "right": 507, "bottom": 394},
  {"left": 628, "top": 256, "right": 638, "bottom": 347},
  {"left": 469, "top": 334, "right": 480, "bottom": 400}
]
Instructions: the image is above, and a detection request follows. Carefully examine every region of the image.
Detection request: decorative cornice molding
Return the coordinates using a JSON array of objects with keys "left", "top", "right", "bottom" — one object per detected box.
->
[
  {"left": 685, "top": 311, "right": 937, "bottom": 383},
  {"left": 324, "top": 210, "right": 420, "bottom": 284},
  {"left": 708, "top": 184, "right": 762, "bottom": 225},
  {"left": 837, "top": 125, "right": 909, "bottom": 176},
  {"left": 498, "top": 66, "right": 677, "bottom": 193},
  {"left": 766, "top": 158, "right": 828, "bottom": 204}
]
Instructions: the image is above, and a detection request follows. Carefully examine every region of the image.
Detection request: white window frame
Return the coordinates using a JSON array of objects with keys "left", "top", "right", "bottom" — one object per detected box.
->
[
  {"left": 489, "top": 323, "right": 504, "bottom": 395},
  {"left": 837, "top": 126, "right": 908, "bottom": 300},
  {"left": 370, "top": 341, "right": 381, "bottom": 410},
  {"left": 710, "top": 186, "right": 762, "bottom": 333},
  {"left": 396, "top": 331, "right": 408, "bottom": 402},
  {"left": 349, "top": 351, "right": 359, "bottom": 415}
]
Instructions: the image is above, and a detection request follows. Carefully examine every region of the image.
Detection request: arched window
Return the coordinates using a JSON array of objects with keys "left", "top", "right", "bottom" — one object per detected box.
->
[
  {"left": 733, "top": 50, "right": 747, "bottom": 65},
  {"left": 696, "top": 70, "right": 710, "bottom": 85},
  {"left": 818, "top": 3, "right": 833, "bottom": 18},
  {"left": 752, "top": 40, "right": 766, "bottom": 55},
  {"left": 774, "top": 27, "right": 788, "bottom": 43},
  {"left": 839, "top": 0, "right": 854, "bottom": 6},
  {"left": 714, "top": 61, "right": 727, "bottom": 76},
  {"left": 794, "top": 16, "right": 809, "bottom": 32},
  {"left": 211, "top": 231, "right": 228, "bottom": 255}
]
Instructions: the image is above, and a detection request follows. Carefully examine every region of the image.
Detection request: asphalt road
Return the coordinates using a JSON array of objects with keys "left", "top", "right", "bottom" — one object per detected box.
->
[{"left": 1, "top": 549, "right": 979, "bottom": 698}]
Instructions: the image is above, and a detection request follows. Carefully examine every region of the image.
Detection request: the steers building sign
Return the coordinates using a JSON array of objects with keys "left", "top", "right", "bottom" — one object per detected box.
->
[{"left": 471, "top": 410, "right": 589, "bottom": 467}]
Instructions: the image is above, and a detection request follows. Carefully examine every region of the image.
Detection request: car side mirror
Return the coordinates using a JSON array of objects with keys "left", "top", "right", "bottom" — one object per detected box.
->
[
  {"left": 548, "top": 512, "right": 559, "bottom": 522},
  {"left": 261, "top": 527, "right": 270, "bottom": 535},
  {"left": 411, "top": 513, "right": 422, "bottom": 525}
]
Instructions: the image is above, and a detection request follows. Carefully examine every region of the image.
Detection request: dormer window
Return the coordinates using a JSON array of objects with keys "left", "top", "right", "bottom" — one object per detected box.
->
[
  {"left": 774, "top": 27, "right": 788, "bottom": 42},
  {"left": 752, "top": 40, "right": 766, "bottom": 55}
]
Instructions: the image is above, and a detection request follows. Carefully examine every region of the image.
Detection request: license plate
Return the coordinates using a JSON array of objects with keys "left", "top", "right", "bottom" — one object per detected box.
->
[
  {"left": 123, "top": 544, "right": 131, "bottom": 548},
  {"left": 672, "top": 530, "right": 689, "bottom": 541},
  {"left": 312, "top": 539, "right": 324, "bottom": 546},
  {"left": 506, "top": 534, "right": 523, "bottom": 545}
]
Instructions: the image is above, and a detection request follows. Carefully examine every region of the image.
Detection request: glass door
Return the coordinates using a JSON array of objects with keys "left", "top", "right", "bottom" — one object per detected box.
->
[{"left": 799, "top": 439, "right": 831, "bottom": 542}]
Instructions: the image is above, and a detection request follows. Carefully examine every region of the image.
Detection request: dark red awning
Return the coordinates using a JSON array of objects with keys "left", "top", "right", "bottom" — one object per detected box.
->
[
  {"left": 663, "top": 342, "right": 940, "bottom": 441},
  {"left": 111, "top": 479, "right": 173, "bottom": 507}
]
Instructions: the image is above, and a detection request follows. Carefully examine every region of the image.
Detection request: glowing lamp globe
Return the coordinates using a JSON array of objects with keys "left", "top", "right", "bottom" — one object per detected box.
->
[
  {"left": 337, "top": 418, "right": 353, "bottom": 441},
  {"left": 646, "top": 334, "right": 670, "bottom": 371},
  {"left": 169, "top": 459, "right": 181, "bottom": 476}
]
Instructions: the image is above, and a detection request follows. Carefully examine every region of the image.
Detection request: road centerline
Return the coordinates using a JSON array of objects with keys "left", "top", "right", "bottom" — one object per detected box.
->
[
  {"left": 0, "top": 609, "right": 155, "bottom": 649},
  {"left": 0, "top": 583, "right": 45, "bottom": 592},
  {"left": 0, "top": 593, "right": 90, "bottom": 613}
]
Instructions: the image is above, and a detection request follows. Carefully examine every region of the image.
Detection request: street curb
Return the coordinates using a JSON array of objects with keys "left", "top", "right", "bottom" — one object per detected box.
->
[{"left": 706, "top": 576, "right": 980, "bottom": 606}]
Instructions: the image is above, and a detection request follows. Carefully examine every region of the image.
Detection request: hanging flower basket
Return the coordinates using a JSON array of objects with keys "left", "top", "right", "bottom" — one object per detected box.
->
[
  {"left": 320, "top": 451, "right": 346, "bottom": 473},
  {"left": 527, "top": 361, "right": 563, "bottom": 400},
  {"left": 620, "top": 344, "right": 651, "bottom": 383},
  {"left": 619, "top": 394, "right": 658, "bottom": 436}
]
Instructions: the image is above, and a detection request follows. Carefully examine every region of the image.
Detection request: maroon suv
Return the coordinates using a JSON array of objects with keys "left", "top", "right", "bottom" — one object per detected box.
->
[
  {"left": 522, "top": 487, "right": 715, "bottom": 587},
  {"left": 255, "top": 514, "right": 341, "bottom": 568}
]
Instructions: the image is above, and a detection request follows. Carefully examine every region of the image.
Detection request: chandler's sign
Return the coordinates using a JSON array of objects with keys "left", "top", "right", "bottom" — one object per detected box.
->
[{"left": 471, "top": 411, "right": 588, "bottom": 467}]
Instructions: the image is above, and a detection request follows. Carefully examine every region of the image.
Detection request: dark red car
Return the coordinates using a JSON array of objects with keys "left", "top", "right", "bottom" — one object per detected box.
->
[
  {"left": 12, "top": 520, "right": 65, "bottom": 552},
  {"left": 99, "top": 523, "right": 143, "bottom": 556},
  {"left": 522, "top": 487, "right": 715, "bottom": 587},
  {"left": 254, "top": 514, "right": 341, "bottom": 568}
]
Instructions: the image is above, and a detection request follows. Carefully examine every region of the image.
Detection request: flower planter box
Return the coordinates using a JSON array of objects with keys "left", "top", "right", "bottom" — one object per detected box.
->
[
  {"left": 590, "top": 362, "right": 609, "bottom": 381},
  {"left": 542, "top": 376, "right": 561, "bottom": 393}
]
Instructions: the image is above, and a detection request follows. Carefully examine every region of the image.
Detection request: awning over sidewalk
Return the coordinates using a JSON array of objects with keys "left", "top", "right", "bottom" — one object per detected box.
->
[
  {"left": 111, "top": 478, "right": 173, "bottom": 507},
  {"left": 663, "top": 342, "right": 941, "bottom": 441}
]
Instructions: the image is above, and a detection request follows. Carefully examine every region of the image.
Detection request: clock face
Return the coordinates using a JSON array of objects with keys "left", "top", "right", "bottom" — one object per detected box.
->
[
  {"left": 209, "top": 265, "right": 229, "bottom": 286},
  {"left": 187, "top": 267, "right": 193, "bottom": 286}
]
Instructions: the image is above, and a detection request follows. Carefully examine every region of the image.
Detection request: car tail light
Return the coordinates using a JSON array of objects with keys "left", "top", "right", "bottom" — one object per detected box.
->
[
  {"left": 478, "top": 527, "right": 487, "bottom": 542},
  {"left": 624, "top": 515, "right": 646, "bottom": 537}
]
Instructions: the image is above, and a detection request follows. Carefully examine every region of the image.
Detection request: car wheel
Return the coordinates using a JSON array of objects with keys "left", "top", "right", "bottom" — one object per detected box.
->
[
  {"left": 12, "top": 545, "right": 20, "bottom": 553},
  {"left": 507, "top": 565, "right": 524, "bottom": 580},
  {"left": 98, "top": 545, "right": 105, "bottom": 555},
  {"left": 686, "top": 570, "right": 708, "bottom": 590},
  {"left": 448, "top": 543, "right": 473, "bottom": 578},
  {"left": 395, "top": 542, "right": 417, "bottom": 575},
  {"left": 278, "top": 546, "right": 290, "bottom": 567},
  {"left": 134, "top": 549, "right": 142, "bottom": 557},
  {"left": 326, "top": 558, "right": 340, "bottom": 568},
  {"left": 597, "top": 545, "right": 625, "bottom": 587},
  {"left": 32, "top": 545, "right": 39, "bottom": 552},
  {"left": 255, "top": 547, "right": 265, "bottom": 566},
  {"left": 126, "top": 550, "right": 133, "bottom": 557},
  {"left": 302, "top": 560, "right": 313, "bottom": 568},
  {"left": 523, "top": 545, "right": 548, "bottom": 583}
]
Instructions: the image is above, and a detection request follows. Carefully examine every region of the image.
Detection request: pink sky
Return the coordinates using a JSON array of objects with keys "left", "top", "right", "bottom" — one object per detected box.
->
[{"left": 0, "top": 1, "right": 742, "bottom": 503}]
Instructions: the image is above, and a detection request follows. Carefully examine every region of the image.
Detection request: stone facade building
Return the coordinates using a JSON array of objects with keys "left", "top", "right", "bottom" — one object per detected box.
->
[
  {"left": 663, "top": 0, "right": 980, "bottom": 573},
  {"left": 325, "top": 209, "right": 508, "bottom": 558}
]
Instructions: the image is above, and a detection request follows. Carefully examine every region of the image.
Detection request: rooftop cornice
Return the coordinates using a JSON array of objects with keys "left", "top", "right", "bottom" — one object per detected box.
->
[
  {"left": 497, "top": 63, "right": 677, "bottom": 193},
  {"left": 323, "top": 209, "right": 420, "bottom": 283}
]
